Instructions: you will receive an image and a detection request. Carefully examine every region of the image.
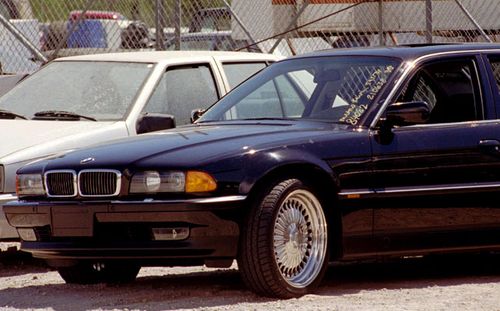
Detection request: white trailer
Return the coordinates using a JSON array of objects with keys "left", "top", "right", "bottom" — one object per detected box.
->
[{"left": 232, "top": 0, "right": 500, "bottom": 48}]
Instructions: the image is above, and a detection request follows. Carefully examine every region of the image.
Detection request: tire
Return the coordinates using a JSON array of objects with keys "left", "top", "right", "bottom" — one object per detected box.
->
[
  {"left": 238, "top": 178, "right": 329, "bottom": 298},
  {"left": 57, "top": 261, "right": 140, "bottom": 284}
]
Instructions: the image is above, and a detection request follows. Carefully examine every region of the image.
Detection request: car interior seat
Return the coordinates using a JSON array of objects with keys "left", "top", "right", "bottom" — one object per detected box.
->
[{"left": 428, "top": 93, "right": 476, "bottom": 124}]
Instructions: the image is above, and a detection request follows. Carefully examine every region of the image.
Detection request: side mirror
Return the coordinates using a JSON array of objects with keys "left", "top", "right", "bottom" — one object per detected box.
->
[
  {"left": 385, "top": 101, "right": 431, "bottom": 126},
  {"left": 376, "top": 101, "right": 431, "bottom": 145},
  {"left": 190, "top": 108, "right": 205, "bottom": 123},
  {"left": 136, "top": 113, "right": 175, "bottom": 134}
]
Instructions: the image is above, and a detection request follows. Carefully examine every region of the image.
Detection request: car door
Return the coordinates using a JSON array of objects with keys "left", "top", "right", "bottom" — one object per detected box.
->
[{"left": 369, "top": 54, "right": 500, "bottom": 254}]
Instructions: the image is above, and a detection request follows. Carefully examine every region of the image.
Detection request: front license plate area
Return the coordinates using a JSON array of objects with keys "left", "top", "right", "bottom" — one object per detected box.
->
[{"left": 51, "top": 206, "right": 94, "bottom": 237}]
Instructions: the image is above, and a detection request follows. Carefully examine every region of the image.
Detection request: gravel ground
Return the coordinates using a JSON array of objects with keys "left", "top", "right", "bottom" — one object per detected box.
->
[{"left": 2, "top": 243, "right": 500, "bottom": 311}]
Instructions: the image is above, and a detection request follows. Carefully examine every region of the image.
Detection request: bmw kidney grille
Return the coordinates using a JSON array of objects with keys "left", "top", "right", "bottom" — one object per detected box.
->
[{"left": 45, "top": 170, "right": 121, "bottom": 197}]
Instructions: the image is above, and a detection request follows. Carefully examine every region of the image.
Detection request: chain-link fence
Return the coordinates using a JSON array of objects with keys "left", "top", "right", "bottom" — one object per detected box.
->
[{"left": 0, "top": 0, "right": 499, "bottom": 74}]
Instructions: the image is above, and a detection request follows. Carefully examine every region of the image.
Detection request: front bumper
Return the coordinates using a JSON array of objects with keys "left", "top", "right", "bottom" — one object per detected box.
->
[
  {"left": 3, "top": 196, "right": 245, "bottom": 263},
  {"left": 0, "top": 194, "right": 19, "bottom": 239}
]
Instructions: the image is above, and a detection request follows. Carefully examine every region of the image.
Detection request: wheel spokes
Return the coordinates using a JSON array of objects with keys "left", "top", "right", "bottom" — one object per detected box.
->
[{"left": 273, "top": 189, "right": 327, "bottom": 288}]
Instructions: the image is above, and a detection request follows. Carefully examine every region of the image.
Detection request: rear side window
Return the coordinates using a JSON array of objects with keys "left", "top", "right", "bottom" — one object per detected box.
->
[
  {"left": 487, "top": 57, "right": 500, "bottom": 94},
  {"left": 144, "top": 64, "right": 219, "bottom": 125},
  {"left": 222, "top": 62, "right": 267, "bottom": 88}
]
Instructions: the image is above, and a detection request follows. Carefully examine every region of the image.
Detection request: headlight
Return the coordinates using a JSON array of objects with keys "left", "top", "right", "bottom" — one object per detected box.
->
[
  {"left": 16, "top": 174, "right": 45, "bottom": 196},
  {"left": 130, "top": 171, "right": 185, "bottom": 193},
  {"left": 130, "top": 170, "right": 217, "bottom": 194}
]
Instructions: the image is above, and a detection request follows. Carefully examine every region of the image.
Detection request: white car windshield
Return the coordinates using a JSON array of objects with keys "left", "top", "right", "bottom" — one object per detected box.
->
[
  {"left": 200, "top": 56, "right": 400, "bottom": 126},
  {"left": 0, "top": 61, "right": 153, "bottom": 121}
]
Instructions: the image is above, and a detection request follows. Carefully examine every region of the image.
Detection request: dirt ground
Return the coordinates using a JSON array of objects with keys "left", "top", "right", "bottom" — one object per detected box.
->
[{"left": 2, "top": 243, "right": 500, "bottom": 311}]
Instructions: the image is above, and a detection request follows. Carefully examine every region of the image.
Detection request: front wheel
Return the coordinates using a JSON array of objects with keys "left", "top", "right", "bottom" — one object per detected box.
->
[
  {"left": 57, "top": 261, "right": 140, "bottom": 284},
  {"left": 238, "top": 179, "right": 329, "bottom": 298}
]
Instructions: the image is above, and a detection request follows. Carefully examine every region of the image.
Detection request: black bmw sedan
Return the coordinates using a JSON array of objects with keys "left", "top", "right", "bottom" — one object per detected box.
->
[{"left": 4, "top": 44, "right": 500, "bottom": 298}]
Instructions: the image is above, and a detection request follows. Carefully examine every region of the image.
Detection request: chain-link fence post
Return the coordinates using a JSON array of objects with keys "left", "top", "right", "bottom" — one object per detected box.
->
[
  {"left": 174, "top": 0, "right": 181, "bottom": 50},
  {"left": 426, "top": 0, "right": 433, "bottom": 43},
  {"left": 378, "top": 0, "right": 384, "bottom": 46},
  {"left": 155, "top": 0, "right": 165, "bottom": 50}
]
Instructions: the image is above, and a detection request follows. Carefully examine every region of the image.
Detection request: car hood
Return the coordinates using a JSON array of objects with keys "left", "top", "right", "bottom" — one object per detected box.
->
[
  {"left": 39, "top": 121, "right": 351, "bottom": 172},
  {"left": 0, "top": 120, "right": 126, "bottom": 165}
]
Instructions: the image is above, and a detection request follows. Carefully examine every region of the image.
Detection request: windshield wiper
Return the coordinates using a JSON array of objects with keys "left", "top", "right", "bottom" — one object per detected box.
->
[
  {"left": 33, "top": 110, "right": 97, "bottom": 121},
  {"left": 0, "top": 109, "right": 27, "bottom": 120}
]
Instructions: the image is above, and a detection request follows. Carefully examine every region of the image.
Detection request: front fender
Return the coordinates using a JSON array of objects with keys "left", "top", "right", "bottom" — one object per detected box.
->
[{"left": 238, "top": 148, "right": 335, "bottom": 195}]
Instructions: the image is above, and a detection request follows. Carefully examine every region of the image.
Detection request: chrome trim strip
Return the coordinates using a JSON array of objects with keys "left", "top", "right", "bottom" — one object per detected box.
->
[
  {"left": 0, "top": 193, "right": 17, "bottom": 202},
  {"left": 78, "top": 169, "right": 122, "bottom": 197},
  {"left": 110, "top": 195, "right": 248, "bottom": 204},
  {"left": 370, "top": 48, "right": 500, "bottom": 129},
  {"left": 339, "top": 182, "right": 500, "bottom": 198},
  {"left": 391, "top": 119, "right": 499, "bottom": 130},
  {"left": 44, "top": 170, "right": 77, "bottom": 198},
  {"left": 186, "top": 195, "right": 247, "bottom": 203}
]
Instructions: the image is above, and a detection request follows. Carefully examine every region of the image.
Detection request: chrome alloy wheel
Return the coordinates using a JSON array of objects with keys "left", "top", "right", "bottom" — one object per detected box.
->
[{"left": 273, "top": 189, "right": 328, "bottom": 288}]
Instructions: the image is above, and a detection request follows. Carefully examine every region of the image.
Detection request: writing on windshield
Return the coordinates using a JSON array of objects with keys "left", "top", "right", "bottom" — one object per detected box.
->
[{"left": 199, "top": 56, "right": 400, "bottom": 125}]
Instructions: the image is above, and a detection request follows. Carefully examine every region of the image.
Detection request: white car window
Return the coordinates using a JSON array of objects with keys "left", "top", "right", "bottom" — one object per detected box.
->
[{"left": 0, "top": 61, "right": 153, "bottom": 120}]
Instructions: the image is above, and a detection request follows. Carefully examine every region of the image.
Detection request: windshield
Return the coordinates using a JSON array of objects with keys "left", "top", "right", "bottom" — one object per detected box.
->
[
  {"left": 200, "top": 56, "right": 400, "bottom": 126},
  {"left": 0, "top": 61, "right": 153, "bottom": 121}
]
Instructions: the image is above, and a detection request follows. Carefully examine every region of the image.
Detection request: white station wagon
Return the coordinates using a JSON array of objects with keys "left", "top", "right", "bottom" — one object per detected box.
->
[{"left": 0, "top": 51, "right": 279, "bottom": 239}]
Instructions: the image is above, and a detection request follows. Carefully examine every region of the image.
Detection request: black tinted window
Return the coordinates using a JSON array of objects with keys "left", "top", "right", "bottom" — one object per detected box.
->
[{"left": 397, "top": 59, "right": 482, "bottom": 124}]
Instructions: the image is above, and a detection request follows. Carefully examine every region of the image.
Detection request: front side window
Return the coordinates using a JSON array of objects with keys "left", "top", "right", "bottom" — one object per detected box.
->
[
  {"left": 0, "top": 61, "right": 153, "bottom": 120},
  {"left": 396, "top": 58, "right": 482, "bottom": 124},
  {"left": 200, "top": 56, "right": 400, "bottom": 126},
  {"left": 143, "top": 64, "right": 219, "bottom": 125}
]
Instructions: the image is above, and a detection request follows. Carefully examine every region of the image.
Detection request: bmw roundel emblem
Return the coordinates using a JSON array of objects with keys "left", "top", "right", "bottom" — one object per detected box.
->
[{"left": 80, "top": 157, "right": 95, "bottom": 164}]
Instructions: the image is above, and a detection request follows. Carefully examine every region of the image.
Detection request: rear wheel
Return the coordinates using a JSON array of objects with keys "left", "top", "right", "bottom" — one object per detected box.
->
[
  {"left": 57, "top": 261, "right": 140, "bottom": 284},
  {"left": 238, "top": 178, "right": 329, "bottom": 298}
]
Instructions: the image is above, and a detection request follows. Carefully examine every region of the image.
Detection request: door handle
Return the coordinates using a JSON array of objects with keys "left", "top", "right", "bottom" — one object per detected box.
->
[{"left": 478, "top": 139, "right": 500, "bottom": 153}]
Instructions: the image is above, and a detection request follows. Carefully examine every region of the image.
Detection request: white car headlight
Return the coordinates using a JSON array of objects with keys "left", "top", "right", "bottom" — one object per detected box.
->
[
  {"left": 16, "top": 174, "right": 45, "bottom": 196},
  {"left": 130, "top": 171, "right": 185, "bottom": 193}
]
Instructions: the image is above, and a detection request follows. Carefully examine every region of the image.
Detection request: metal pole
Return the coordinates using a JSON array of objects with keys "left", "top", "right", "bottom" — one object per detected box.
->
[
  {"left": 155, "top": 0, "right": 165, "bottom": 50},
  {"left": 378, "top": 0, "right": 384, "bottom": 46},
  {"left": 0, "top": 14, "right": 47, "bottom": 63},
  {"left": 425, "top": 0, "right": 432, "bottom": 43},
  {"left": 50, "top": 0, "right": 95, "bottom": 61},
  {"left": 454, "top": 0, "right": 492, "bottom": 42},
  {"left": 221, "top": 0, "right": 261, "bottom": 52},
  {"left": 174, "top": 0, "right": 182, "bottom": 50},
  {"left": 270, "top": 0, "right": 310, "bottom": 53}
]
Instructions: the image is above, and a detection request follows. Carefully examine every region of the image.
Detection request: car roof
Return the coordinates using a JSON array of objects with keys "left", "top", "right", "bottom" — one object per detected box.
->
[
  {"left": 54, "top": 50, "right": 279, "bottom": 63},
  {"left": 294, "top": 43, "right": 500, "bottom": 61}
]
